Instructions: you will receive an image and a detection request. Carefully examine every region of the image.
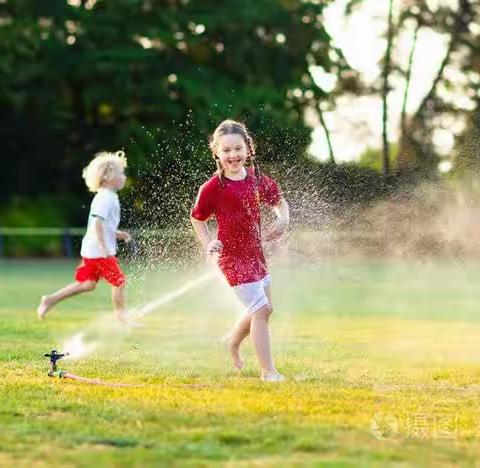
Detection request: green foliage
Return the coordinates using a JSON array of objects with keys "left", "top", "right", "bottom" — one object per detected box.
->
[
  {"left": 0, "top": 0, "right": 349, "bottom": 228},
  {"left": 269, "top": 158, "right": 390, "bottom": 210},
  {"left": 345, "top": 0, "right": 480, "bottom": 177},
  {"left": 0, "top": 195, "right": 78, "bottom": 256},
  {"left": 358, "top": 144, "right": 399, "bottom": 173},
  {"left": 453, "top": 108, "right": 480, "bottom": 178}
]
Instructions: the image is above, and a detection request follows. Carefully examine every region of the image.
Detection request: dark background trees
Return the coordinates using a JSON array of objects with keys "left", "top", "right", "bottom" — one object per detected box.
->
[
  {"left": 0, "top": 0, "right": 352, "bottom": 229},
  {"left": 2, "top": 0, "right": 480, "bottom": 247}
]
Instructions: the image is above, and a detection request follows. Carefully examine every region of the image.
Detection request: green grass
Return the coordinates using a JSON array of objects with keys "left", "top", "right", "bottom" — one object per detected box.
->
[{"left": 1, "top": 258, "right": 480, "bottom": 467}]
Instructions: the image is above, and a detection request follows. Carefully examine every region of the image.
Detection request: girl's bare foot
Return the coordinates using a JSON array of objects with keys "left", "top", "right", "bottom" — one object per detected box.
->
[
  {"left": 220, "top": 335, "right": 244, "bottom": 370},
  {"left": 37, "top": 296, "right": 52, "bottom": 320},
  {"left": 229, "top": 342, "right": 245, "bottom": 370},
  {"left": 223, "top": 336, "right": 244, "bottom": 370},
  {"left": 116, "top": 312, "right": 144, "bottom": 329},
  {"left": 261, "top": 371, "right": 285, "bottom": 383}
]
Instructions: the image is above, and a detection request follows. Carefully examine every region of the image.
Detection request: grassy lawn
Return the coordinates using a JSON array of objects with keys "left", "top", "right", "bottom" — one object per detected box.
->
[{"left": 1, "top": 258, "right": 480, "bottom": 467}]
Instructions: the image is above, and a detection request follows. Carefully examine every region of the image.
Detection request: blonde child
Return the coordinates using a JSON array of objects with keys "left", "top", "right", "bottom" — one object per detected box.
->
[
  {"left": 191, "top": 120, "right": 289, "bottom": 382},
  {"left": 37, "top": 151, "right": 131, "bottom": 323}
]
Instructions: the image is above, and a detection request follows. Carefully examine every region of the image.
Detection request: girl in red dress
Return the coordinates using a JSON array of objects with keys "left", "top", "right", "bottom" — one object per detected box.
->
[{"left": 191, "top": 120, "right": 289, "bottom": 382}]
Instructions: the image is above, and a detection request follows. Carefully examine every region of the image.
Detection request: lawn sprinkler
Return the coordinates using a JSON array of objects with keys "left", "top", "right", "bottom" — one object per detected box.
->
[
  {"left": 43, "top": 348, "right": 143, "bottom": 387},
  {"left": 42, "top": 349, "right": 214, "bottom": 389},
  {"left": 44, "top": 349, "right": 69, "bottom": 378}
]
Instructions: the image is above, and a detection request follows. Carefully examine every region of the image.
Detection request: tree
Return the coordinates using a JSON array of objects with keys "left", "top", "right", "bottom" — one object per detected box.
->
[
  {"left": 381, "top": 0, "right": 394, "bottom": 177},
  {"left": 346, "top": 0, "right": 479, "bottom": 178},
  {"left": 399, "top": 0, "right": 478, "bottom": 177},
  {"left": 0, "top": 0, "right": 350, "bottom": 226}
]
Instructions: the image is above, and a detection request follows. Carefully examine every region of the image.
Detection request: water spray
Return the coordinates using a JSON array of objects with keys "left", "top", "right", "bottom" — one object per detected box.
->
[
  {"left": 131, "top": 271, "right": 215, "bottom": 319},
  {"left": 43, "top": 348, "right": 143, "bottom": 387},
  {"left": 42, "top": 349, "right": 220, "bottom": 389},
  {"left": 44, "top": 270, "right": 218, "bottom": 386}
]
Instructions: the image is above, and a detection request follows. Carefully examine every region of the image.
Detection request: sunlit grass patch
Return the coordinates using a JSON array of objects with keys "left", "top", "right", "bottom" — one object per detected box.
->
[{"left": 1, "top": 259, "right": 480, "bottom": 465}]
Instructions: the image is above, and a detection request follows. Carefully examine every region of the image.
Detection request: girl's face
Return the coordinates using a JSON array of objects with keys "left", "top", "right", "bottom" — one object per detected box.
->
[{"left": 216, "top": 133, "right": 248, "bottom": 175}]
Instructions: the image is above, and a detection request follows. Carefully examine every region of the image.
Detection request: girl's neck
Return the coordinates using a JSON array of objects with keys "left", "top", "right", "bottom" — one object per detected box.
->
[{"left": 223, "top": 167, "right": 247, "bottom": 181}]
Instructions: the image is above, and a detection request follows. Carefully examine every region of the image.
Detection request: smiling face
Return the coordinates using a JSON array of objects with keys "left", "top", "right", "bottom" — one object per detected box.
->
[{"left": 215, "top": 133, "right": 248, "bottom": 177}]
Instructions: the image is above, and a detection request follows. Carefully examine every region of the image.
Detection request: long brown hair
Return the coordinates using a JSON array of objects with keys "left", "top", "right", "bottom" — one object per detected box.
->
[{"left": 209, "top": 120, "right": 260, "bottom": 187}]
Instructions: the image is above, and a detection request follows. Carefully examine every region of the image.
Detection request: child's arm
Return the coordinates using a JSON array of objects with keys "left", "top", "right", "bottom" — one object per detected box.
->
[
  {"left": 191, "top": 218, "right": 223, "bottom": 255},
  {"left": 264, "top": 197, "right": 289, "bottom": 242},
  {"left": 94, "top": 218, "right": 109, "bottom": 257},
  {"left": 116, "top": 230, "right": 132, "bottom": 242}
]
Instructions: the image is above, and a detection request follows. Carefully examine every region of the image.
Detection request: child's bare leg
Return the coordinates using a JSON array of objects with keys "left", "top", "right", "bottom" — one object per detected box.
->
[
  {"left": 252, "top": 285, "right": 284, "bottom": 381},
  {"left": 112, "top": 286, "right": 126, "bottom": 322},
  {"left": 227, "top": 314, "right": 251, "bottom": 370},
  {"left": 250, "top": 304, "right": 275, "bottom": 374},
  {"left": 228, "top": 284, "right": 272, "bottom": 369},
  {"left": 37, "top": 281, "right": 96, "bottom": 320},
  {"left": 228, "top": 284, "right": 274, "bottom": 370}
]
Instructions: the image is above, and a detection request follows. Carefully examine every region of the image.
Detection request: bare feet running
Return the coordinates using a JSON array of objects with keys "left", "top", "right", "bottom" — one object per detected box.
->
[
  {"left": 37, "top": 296, "right": 52, "bottom": 320},
  {"left": 116, "top": 312, "right": 144, "bottom": 329},
  {"left": 228, "top": 339, "right": 244, "bottom": 371}
]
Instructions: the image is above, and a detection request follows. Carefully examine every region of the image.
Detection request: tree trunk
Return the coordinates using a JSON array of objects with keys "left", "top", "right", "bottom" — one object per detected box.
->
[
  {"left": 396, "top": 21, "right": 420, "bottom": 174},
  {"left": 318, "top": 104, "right": 336, "bottom": 164},
  {"left": 399, "top": 0, "right": 470, "bottom": 175},
  {"left": 381, "top": 0, "right": 394, "bottom": 177}
]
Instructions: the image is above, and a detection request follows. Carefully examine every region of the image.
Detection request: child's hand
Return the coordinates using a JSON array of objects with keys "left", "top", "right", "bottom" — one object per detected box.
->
[
  {"left": 116, "top": 230, "right": 132, "bottom": 243},
  {"left": 264, "top": 218, "right": 288, "bottom": 243},
  {"left": 206, "top": 239, "right": 223, "bottom": 255}
]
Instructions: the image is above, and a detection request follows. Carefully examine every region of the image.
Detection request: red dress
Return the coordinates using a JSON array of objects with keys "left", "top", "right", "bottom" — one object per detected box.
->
[{"left": 191, "top": 169, "right": 281, "bottom": 286}]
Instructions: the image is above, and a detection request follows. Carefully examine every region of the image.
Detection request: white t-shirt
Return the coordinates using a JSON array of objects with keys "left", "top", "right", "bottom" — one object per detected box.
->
[{"left": 80, "top": 188, "right": 120, "bottom": 258}]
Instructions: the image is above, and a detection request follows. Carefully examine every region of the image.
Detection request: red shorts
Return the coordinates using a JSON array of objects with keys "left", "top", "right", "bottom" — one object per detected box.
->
[{"left": 75, "top": 257, "right": 126, "bottom": 287}]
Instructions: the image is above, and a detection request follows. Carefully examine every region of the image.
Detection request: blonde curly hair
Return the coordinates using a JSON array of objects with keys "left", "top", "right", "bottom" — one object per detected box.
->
[{"left": 82, "top": 150, "right": 127, "bottom": 193}]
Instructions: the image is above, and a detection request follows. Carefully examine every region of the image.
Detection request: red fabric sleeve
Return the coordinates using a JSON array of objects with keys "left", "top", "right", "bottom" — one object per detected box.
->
[
  {"left": 191, "top": 181, "right": 215, "bottom": 221},
  {"left": 259, "top": 174, "right": 281, "bottom": 206}
]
